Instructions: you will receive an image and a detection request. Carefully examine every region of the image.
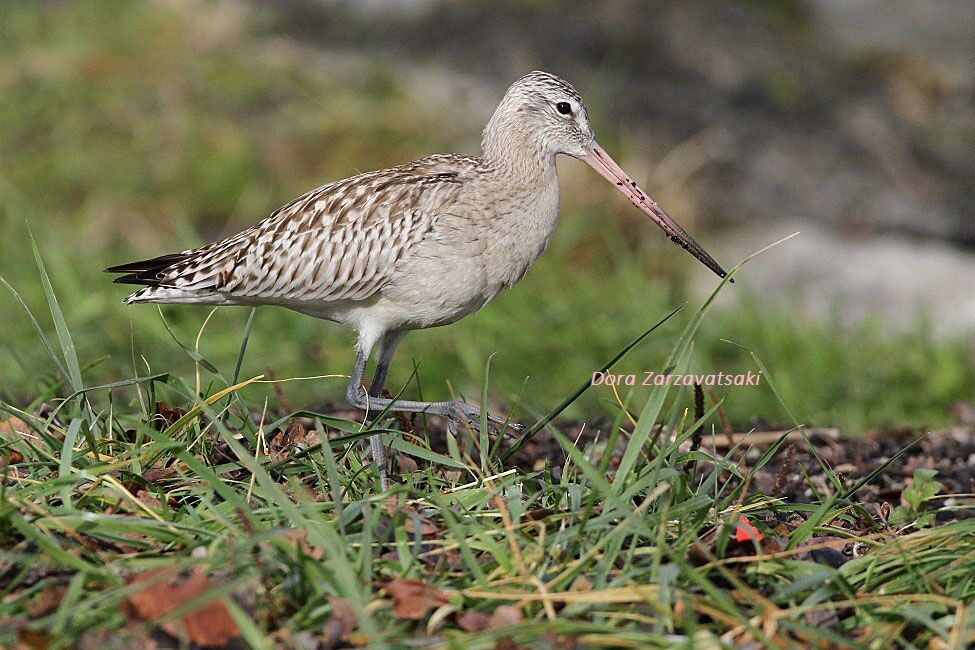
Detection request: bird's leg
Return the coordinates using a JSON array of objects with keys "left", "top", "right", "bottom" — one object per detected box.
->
[
  {"left": 391, "top": 399, "right": 515, "bottom": 430},
  {"left": 346, "top": 333, "right": 520, "bottom": 439},
  {"left": 346, "top": 346, "right": 387, "bottom": 490},
  {"left": 366, "top": 331, "right": 406, "bottom": 490},
  {"left": 344, "top": 331, "right": 409, "bottom": 490},
  {"left": 368, "top": 330, "right": 406, "bottom": 403},
  {"left": 360, "top": 394, "right": 518, "bottom": 431}
]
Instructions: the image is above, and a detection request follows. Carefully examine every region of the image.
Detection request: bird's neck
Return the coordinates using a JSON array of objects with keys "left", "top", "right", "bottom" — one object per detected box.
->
[{"left": 480, "top": 116, "right": 557, "bottom": 184}]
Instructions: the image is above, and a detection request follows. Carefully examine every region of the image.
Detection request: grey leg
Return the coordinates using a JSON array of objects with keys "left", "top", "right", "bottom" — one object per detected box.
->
[
  {"left": 356, "top": 396, "right": 516, "bottom": 429},
  {"left": 343, "top": 331, "right": 409, "bottom": 490},
  {"left": 346, "top": 331, "right": 520, "bottom": 443},
  {"left": 365, "top": 331, "right": 406, "bottom": 490},
  {"left": 346, "top": 344, "right": 388, "bottom": 490},
  {"left": 368, "top": 330, "right": 407, "bottom": 400},
  {"left": 345, "top": 333, "right": 520, "bottom": 488}
]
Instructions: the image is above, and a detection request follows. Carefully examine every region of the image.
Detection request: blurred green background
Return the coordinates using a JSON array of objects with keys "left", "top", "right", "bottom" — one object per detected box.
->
[{"left": 1, "top": 0, "right": 972, "bottom": 431}]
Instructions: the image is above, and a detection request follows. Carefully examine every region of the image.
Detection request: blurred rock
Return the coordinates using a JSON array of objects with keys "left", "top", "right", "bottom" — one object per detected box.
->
[{"left": 703, "top": 223, "right": 975, "bottom": 334}]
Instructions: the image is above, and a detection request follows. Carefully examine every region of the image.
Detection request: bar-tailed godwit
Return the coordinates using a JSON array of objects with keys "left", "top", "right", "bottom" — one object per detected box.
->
[{"left": 108, "top": 71, "right": 728, "bottom": 488}]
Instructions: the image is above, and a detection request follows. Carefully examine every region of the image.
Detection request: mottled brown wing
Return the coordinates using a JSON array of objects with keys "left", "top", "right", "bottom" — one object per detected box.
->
[
  {"left": 150, "top": 158, "right": 467, "bottom": 303},
  {"left": 220, "top": 204, "right": 435, "bottom": 302}
]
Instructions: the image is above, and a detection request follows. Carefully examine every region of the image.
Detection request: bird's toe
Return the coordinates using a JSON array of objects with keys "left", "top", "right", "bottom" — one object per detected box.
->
[{"left": 446, "top": 401, "right": 520, "bottom": 435}]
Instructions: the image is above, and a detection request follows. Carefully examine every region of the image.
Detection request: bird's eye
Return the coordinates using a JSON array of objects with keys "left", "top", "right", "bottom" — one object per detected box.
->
[{"left": 556, "top": 102, "right": 572, "bottom": 115}]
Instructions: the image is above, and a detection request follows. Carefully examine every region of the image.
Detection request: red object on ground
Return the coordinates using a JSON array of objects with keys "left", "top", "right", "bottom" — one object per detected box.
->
[{"left": 735, "top": 515, "right": 763, "bottom": 543}]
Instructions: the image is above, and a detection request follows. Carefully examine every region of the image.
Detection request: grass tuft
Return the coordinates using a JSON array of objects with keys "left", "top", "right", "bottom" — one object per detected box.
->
[{"left": 1, "top": 257, "right": 972, "bottom": 648}]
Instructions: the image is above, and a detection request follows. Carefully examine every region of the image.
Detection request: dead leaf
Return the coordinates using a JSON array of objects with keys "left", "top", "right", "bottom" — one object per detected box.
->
[
  {"left": 0, "top": 416, "right": 30, "bottom": 438},
  {"left": 17, "top": 628, "right": 52, "bottom": 649},
  {"left": 3, "top": 450, "right": 24, "bottom": 465},
  {"left": 387, "top": 499, "right": 440, "bottom": 537},
  {"left": 269, "top": 418, "right": 321, "bottom": 462},
  {"left": 403, "top": 512, "right": 439, "bottom": 537},
  {"left": 385, "top": 579, "right": 449, "bottom": 620},
  {"left": 456, "top": 610, "right": 490, "bottom": 632},
  {"left": 182, "top": 603, "right": 240, "bottom": 648},
  {"left": 151, "top": 402, "right": 187, "bottom": 431},
  {"left": 75, "top": 628, "right": 123, "bottom": 650},
  {"left": 524, "top": 508, "right": 558, "bottom": 522},
  {"left": 279, "top": 529, "right": 324, "bottom": 561},
  {"left": 1, "top": 417, "right": 34, "bottom": 465},
  {"left": 269, "top": 420, "right": 297, "bottom": 462},
  {"left": 569, "top": 575, "right": 592, "bottom": 592},
  {"left": 123, "top": 566, "right": 240, "bottom": 647},
  {"left": 439, "top": 469, "right": 462, "bottom": 483},
  {"left": 397, "top": 453, "right": 419, "bottom": 474},
  {"left": 136, "top": 490, "right": 162, "bottom": 509},
  {"left": 29, "top": 584, "right": 67, "bottom": 618},
  {"left": 323, "top": 595, "right": 358, "bottom": 647},
  {"left": 488, "top": 605, "right": 523, "bottom": 629},
  {"left": 143, "top": 466, "right": 177, "bottom": 484}
]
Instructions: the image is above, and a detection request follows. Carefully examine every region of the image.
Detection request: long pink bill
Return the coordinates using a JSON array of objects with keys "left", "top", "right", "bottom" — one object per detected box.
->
[{"left": 581, "top": 143, "right": 730, "bottom": 281}]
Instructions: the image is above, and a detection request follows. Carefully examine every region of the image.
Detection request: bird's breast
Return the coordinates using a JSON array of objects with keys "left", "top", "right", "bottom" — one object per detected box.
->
[
  {"left": 372, "top": 167, "right": 561, "bottom": 331},
  {"left": 482, "top": 173, "right": 561, "bottom": 289}
]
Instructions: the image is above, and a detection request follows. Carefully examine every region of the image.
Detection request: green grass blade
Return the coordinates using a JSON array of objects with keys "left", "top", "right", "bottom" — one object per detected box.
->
[
  {"left": 155, "top": 306, "right": 222, "bottom": 377},
  {"left": 0, "top": 273, "right": 69, "bottom": 381},
  {"left": 479, "top": 353, "right": 495, "bottom": 474},
  {"left": 501, "top": 303, "right": 684, "bottom": 463},
  {"left": 57, "top": 417, "right": 83, "bottom": 506},
  {"left": 30, "top": 233, "right": 83, "bottom": 392},
  {"left": 233, "top": 307, "right": 257, "bottom": 385},
  {"left": 390, "top": 437, "right": 472, "bottom": 472}
]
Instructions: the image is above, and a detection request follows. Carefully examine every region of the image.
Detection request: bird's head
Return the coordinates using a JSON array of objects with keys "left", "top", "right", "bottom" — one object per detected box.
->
[
  {"left": 483, "top": 71, "right": 730, "bottom": 281},
  {"left": 485, "top": 70, "right": 595, "bottom": 159}
]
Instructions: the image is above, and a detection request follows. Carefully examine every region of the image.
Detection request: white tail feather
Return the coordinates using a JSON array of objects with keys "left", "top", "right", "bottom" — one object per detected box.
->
[{"left": 124, "top": 286, "right": 232, "bottom": 305}]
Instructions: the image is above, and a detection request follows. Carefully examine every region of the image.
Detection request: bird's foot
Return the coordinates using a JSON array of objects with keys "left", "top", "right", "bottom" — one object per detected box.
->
[{"left": 447, "top": 401, "right": 523, "bottom": 437}]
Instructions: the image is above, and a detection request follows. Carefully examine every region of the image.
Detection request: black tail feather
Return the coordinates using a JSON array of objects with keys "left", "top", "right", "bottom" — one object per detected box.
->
[{"left": 105, "top": 252, "right": 192, "bottom": 287}]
